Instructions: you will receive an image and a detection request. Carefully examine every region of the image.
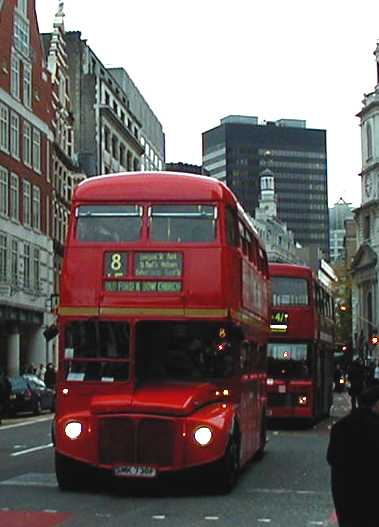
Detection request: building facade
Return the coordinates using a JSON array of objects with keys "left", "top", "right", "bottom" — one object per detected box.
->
[
  {"left": 329, "top": 198, "right": 354, "bottom": 262},
  {"left": 61, "top": 32, "right": 144, "bottom": 177},
  {"left": 165, "top": 162, "right": 209, "bottom": 176},
  {"left": 351, "top": 41, "right": 379, "bottom": 359},
  {"left": 41, "top": 3, "right": 86, "bottom": 369},
  {"left": 252, "top": 168, "right": 301, "bottom": 263},
  {"left": 108, "top": 68, "right": 165, "bottom": 173},
  {"left": 202, "top": 115, "right": 329, "bottom": 256},
  {"left": 0, "top": 0, "right": 54, "bottom": 375}
]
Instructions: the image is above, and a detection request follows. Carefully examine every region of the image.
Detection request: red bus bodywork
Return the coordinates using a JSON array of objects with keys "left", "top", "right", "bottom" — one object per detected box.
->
[
  {"left": 267, "top": 263, "right": 334, "bottom": 421},
  {"left": 54, "top": 172, "right": 270, "bottom": 491}
]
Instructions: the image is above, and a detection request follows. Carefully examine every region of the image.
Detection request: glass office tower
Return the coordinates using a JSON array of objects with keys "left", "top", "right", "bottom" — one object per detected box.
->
[{"left": 202, "top": 116, "right": 329, "bottom": 256}]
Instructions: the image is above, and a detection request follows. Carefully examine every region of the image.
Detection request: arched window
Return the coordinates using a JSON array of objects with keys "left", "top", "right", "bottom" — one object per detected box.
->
[{"left": 366, "top": 123, "right": 373, "bottom": 159}]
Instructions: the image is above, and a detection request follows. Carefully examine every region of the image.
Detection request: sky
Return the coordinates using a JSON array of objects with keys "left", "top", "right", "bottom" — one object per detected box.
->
[{"left": 35, "top": 0, "right": 379, "bottom": 208}]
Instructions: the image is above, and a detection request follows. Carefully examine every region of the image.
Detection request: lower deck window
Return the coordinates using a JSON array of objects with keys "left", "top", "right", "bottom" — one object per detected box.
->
[
  {"left": 63, "top": 320, "right": 130, "bottom": 382},
  {"left": 267, "top": 342, "right": 312, "bottom": 379},
  {"left": 136, "top": 321, "right": 239, "bottom": 381}
]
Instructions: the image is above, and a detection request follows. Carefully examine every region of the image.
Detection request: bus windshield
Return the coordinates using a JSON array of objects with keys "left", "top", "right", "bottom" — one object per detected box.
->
[
  {"left": 272, "top": 276, "right": 309, "bottom": 306},
  {"left": 149, "top": 204, "right": 217, "bottom": 242},
  {"left": 63, "top": 320, "right": 130, "bottom": 382},
  {"left": 75, "top": 205, "right": 142, "bottom": 242},
  {"left": 136, "top": 321, "right": 237, "bottom": 381},
  {"left": 267, "top": 342, "right": 311, "bottom": 379}
]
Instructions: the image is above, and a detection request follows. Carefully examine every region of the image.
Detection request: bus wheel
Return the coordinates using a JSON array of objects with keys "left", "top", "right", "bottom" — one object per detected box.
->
[
  {"left": 214, "top": 435, "right": 240, "bottom": 494},
  {"left": 55, "top": 452, "right": 85, "bottom": 491}
]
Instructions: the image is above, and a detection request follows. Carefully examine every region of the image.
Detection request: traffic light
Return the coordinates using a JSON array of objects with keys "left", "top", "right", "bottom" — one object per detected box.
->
[
  {"left": 341, "top": 345, "right": 348, "bottom": 352},
  {"left": 370, "top": 335, "right": 379, "bottom": 345}
]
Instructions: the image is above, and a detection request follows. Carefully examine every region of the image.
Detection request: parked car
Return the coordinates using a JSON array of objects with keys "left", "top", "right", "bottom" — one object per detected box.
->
[{"left": 7, "top": 375, "right": 55, "bottom": 416}]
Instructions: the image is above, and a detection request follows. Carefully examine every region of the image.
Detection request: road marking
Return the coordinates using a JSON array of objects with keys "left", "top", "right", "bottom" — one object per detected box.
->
[
  {"left": 257, "top": 520, "right": 272, "bottom": 523},
  {"left": 0, "top": 473, "right": 57, "bottom": 487},
  {"left": 205, "top": 517, "right": 219, "bottom": 520},
  {"left": 152, "top": 515, "right": 166, "bottom": 520},
  {"left": 0, "top": 416, "right": 53, "bottom": 431},
  {"left": 10, "top": 443, "right": 53, "bottom": 457},
  {"left": 248, "top": 488, "right": 321, "bottom": 495}
]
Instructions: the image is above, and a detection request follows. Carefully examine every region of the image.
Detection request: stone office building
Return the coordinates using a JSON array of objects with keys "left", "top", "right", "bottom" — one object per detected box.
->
[
  {"left": 59, "top": 31, "right": 144, "bottom": 178},
  {"left": 352, "top": 40, "right": 379, "bottom": 357}
]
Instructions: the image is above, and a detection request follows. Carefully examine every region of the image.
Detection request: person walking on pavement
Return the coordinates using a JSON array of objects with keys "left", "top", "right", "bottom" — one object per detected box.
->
[
  {"left": 0, "top": 371, "right": 11, "bottom": 425},
  {"left": 327, "top": 385, "right": 379, "bottom": 527},
  {"left": 347, "top": 358, "right": 365, "bottom": 409},
  {"left": 44, "top": 363, "right": 56, "bottom": 390}
]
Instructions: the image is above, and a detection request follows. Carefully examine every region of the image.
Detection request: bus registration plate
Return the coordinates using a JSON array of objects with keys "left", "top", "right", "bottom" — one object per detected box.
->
[{"left": 114, "top": 465, "right": 157, "bottom": 478}]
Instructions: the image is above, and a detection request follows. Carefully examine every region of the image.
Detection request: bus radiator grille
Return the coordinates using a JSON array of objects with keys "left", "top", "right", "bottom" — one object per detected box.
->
[
  {"left": 99, "top": 417, "right": 135, "bottom": 465},
  {"left": 137, "top": 419, "right": 175, "bottom": 466},
  {"left": 268, "top": 393, "right": 297, "bottom": 407},
  {"left": 98, "top": 417, "right": 175, "bottom": 467}
]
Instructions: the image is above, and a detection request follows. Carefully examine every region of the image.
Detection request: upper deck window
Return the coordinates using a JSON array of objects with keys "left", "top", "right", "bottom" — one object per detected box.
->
[
  {"left": 272, "top": 276, "right": 309, "bottom": 306},
  {"left": 75, "top": 204, "right": 142, "bottom": 242},
  {"left": 149, "top": 204, "right": 217, "bottom": 242},
  {"left": 225, "top": 207, "right": 239, "bottom": 246}
]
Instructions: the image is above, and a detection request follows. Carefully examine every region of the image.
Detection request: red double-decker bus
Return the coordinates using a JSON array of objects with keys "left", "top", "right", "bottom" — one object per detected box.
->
[
  {"left": 267, "top": 262, "right": 335, "bottom": 422},
  {"left": 53, "top": 172, "right": 271, "bottom": 493}
]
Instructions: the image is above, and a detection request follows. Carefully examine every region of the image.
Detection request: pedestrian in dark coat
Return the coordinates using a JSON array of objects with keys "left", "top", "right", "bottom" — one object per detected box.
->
[
  {"left": 44, "top": 363, "right": 56, "bottom": 390},
  {"left": 347, "top": 359, "right": 365, "bottom": 409},
  {"left": 327, "top": 385, "right": 379, "bottom": 527},
  {"left": 0, "top": 372, "right": 11, "bottom": 425}
]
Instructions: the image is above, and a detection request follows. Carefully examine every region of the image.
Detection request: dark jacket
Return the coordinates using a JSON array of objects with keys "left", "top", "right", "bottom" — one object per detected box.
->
[
  {"left": 0, "top": 375, "right": 11, "bottom": 411},
  {"left": 347, "top": 362, "right": 365, "bottom": 394},
  {"left": 327, "top": 407, "right": 379, "bottom": 526}
]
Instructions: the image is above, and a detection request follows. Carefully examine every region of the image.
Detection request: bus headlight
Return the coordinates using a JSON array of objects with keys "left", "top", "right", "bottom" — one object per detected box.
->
[
  {"left": 64, "top": 421, "right": 82, "bottom": 440},
  {"left": 194, "top": 426, "right": 212, "bottom": 446},
  {"left": 298, "top": 395, "right": 308, "bottom": 406}
]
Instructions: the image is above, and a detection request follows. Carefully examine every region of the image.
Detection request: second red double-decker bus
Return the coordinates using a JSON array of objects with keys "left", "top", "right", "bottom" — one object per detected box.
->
[
  {"left": 53, "top": 172, "right": 271, "bottom": 493},
  {"left": 267, "top": 262, "right": 335, "bottom": 422}
]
